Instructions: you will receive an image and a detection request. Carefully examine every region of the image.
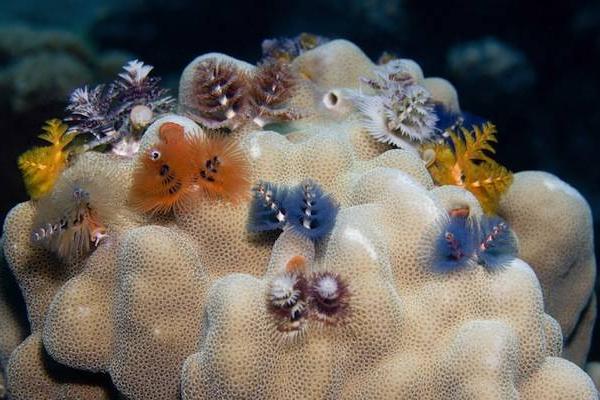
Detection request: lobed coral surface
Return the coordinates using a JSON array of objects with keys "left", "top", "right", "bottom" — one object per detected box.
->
[{"left": 0, "top": 39, "right": 598, "bottom": 399}]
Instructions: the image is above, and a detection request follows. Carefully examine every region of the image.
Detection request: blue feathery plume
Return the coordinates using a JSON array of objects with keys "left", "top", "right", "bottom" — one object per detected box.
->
[
  {"left": 433, "top": 215, "right": 478, "bottom": 272},
  {"left": 284, "top": 180, "right": 338, "bottom": 241},
  {"left": 247, "top": 181, "right": 289, "bottom": 233},
  {"left": 476, "top": 216, "right": 517, "bottom": 270}
]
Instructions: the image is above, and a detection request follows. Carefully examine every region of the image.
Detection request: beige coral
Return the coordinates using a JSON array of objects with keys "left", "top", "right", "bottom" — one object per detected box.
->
[
  {"left": 498, "top": 171, "right": 597, "bottom": 366},
  {"left": 588, "top": 362, "right": 600, "bottom": 390},
  {"left": 0, "top": 244, "right": 28, "bottom": 398},
  {"left": 0, "top": 39, "right": 597, "bottom": 399},
  {"left": 180, "top": 182, "right": 594, "bottom": 399},
  {"left": 2, "top": 201, "right": 114, "bottom": 398}
]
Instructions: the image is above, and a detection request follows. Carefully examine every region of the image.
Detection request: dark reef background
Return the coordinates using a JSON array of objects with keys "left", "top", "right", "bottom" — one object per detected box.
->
[{"left": 0, "top": 0, "right": 598, "bottom": 362}]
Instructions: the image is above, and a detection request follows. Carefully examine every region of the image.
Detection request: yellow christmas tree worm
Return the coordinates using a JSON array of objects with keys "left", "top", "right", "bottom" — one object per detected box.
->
[
  {"left": 424, "top": 122, "right": 513, "bottom": 213},
  {"left": 17, "top": 119, "right": 77, "bottom": 199}
]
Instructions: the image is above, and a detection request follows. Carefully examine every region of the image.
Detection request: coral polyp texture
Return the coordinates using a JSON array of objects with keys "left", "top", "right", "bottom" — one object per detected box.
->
[{"left": 1, "top": 39, "right": 598, "bottom": 399}]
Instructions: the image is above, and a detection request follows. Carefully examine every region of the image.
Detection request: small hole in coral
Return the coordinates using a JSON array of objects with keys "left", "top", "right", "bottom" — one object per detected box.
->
[{"left": 323, "top": 91, "right": 339, "bottom": 109}]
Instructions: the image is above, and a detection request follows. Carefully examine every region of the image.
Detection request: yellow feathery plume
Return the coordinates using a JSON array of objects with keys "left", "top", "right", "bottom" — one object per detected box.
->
[
  {"left": 424, "top": 122, "right": 513, "bottom": 214},
  {"left": 465, "top": 160, "right": 513, "bottom": 214},
  {"left": 451, "top": 122, "right": 498, "bottom": 165},
  {"left": 18, "top": 119, "right": 77, "bottom": 199}
]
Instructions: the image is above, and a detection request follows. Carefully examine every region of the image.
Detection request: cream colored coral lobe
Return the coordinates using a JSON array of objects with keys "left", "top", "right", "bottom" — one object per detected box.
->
[{"left": 0, "top": 39, "right": 597, "bottom": 399}]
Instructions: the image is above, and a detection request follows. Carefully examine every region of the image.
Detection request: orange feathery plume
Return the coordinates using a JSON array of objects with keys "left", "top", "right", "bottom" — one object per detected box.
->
[
  {"left": 130, "top": 122, "right": 196, "bottom": 214},
  {"left": 285, "top": 255, "right": 307, "bottom": 273},
  {"left": 187, "top": 134, "right": 251, "bottom": 203}
]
